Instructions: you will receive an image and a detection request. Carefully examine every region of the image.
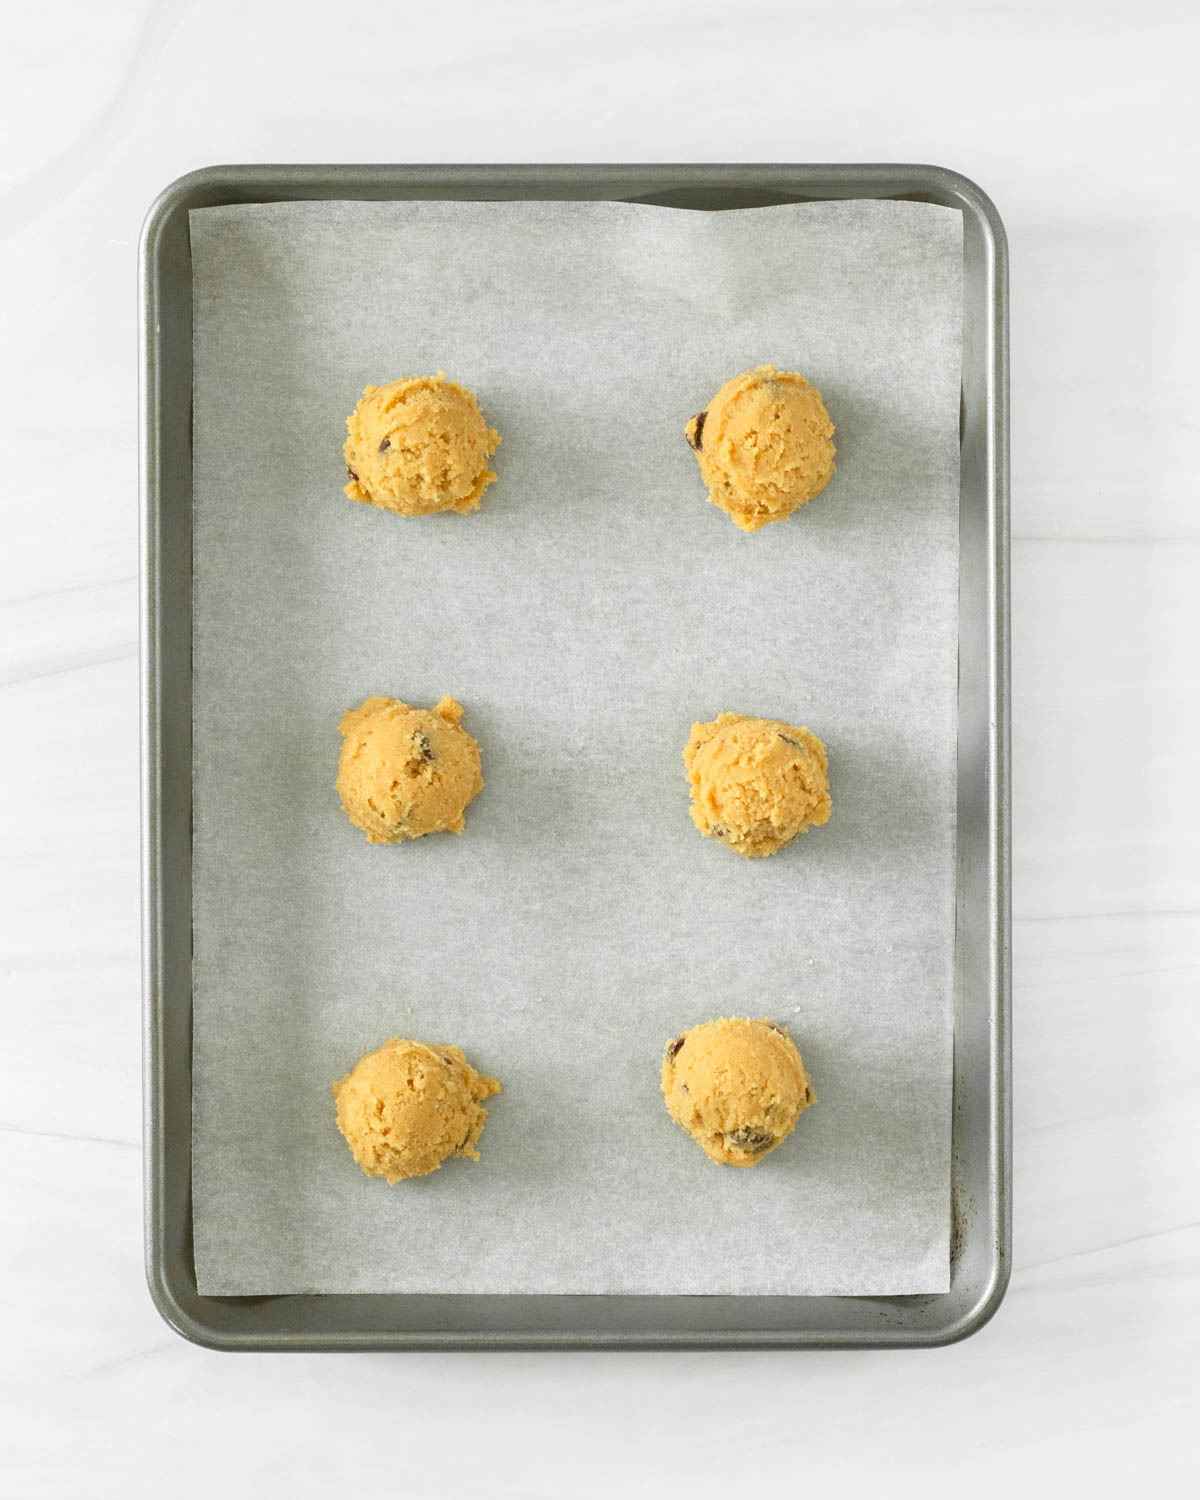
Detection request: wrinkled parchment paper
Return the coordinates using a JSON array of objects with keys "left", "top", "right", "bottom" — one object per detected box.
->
[{"left": 189, "top": 197, "right": 962, "bottom": 1295}]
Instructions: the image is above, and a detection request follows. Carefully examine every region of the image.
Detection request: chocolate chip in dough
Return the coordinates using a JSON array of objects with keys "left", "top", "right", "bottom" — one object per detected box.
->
[
  {"left": 378, "top": 437, "right": 391, "bottom": 454},
  {"left": 686, "top": 409, "right": 708, "bottom": 451},
  {"left": 726, "top": 1127, "right": 774, "bottom": 1153}
]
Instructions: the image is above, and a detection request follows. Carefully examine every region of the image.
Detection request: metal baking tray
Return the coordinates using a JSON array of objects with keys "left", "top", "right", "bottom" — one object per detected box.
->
[{"left": 141, "top": 163, "right": 1009, "bottom": 1349}]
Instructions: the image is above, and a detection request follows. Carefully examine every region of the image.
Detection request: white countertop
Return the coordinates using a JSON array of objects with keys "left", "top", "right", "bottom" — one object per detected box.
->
[{"left": 1, "top": 0, "right": 1196, "bottom": 1493}]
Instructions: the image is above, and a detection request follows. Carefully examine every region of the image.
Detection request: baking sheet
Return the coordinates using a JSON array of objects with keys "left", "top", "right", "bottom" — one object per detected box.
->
[{"left": 189, "top": 197, "right": 963, "bottom": 1297}]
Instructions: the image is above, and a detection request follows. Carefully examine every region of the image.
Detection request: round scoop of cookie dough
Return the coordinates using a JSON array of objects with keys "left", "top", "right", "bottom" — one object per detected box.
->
[
  {"left": 343, "top": 374, "right": 500, "bottom": 517},
  {"left": 333, "top": 1038, "right": 501, "bottom": 1183},
  {"left": 336, "top": 695, "right": 483, "bottom": 845},
  {"left": 661, "top": 1017, "right": 814, "bottom": 1167},
  {"left": 684, "top": 712, "right": 831, "bottom": 858},
  {"left": 685, "top": 365, "right": 835, "bottom": 531}
]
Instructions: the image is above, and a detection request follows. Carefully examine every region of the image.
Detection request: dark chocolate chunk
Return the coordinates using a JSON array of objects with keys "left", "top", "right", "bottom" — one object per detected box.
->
[
  {"left": 727, "top": 1127, "right": 774, "bottom": 1153},
  {"left": 666, "top": 1035, "right": 687, "bottom": 1062},
  {"left": 413, "top": 731, "right": 436, "bottom": 763},
  {"left": 778, "top": 734, "right": 803, "bottom": 748},
  {"left": 687, "top": 409, "right": 708, "bottom": 451},
  {"left": 378, "top": 437, "right": 391, "bottom": 454},
  {"left": 711, "top": 824, "right": 728, "bottom": 839},
  {"left": 346, "top": 465, "right": 359, "bottom": 482}
]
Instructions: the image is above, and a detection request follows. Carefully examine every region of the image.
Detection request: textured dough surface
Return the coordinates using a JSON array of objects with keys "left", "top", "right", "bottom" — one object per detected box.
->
[
  {"left": 336, "top": 695, "right": 483, "bottom": 844},
  {"left": 661, "top": 1017, "right": 814, "bottom": 1167},
  {"left": 684, "top": 712, "right": 831, "bottom": 857},
  {"left": 685, "top": 364, "right": 835, "bottom": 531},
  {"left": 343, "top": 374, "right": 500, "bottom": 516},
  {"left": 333, "top": 1038, "right": 501, "bottom": 1183}
]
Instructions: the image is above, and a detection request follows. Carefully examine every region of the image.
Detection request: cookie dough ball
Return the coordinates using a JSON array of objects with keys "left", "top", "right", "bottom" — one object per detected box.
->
[
  {"left": 333, "top": 1038, "right": 501, "bottom": 1183},
  {"left": 661, "top": 1018, "right": 814, "bottom": 1167},
  {"left": 684, "top": 713, "right": 831, "bottom": 858},
  {"left": 685, "top": 365, "right": 835, "bottom": 531},
  {"left": 336, "top": 695, "right": 483, "bottom": 844},
  {"left": 343, "top": 374, "right": 500, "bottom": 517}
]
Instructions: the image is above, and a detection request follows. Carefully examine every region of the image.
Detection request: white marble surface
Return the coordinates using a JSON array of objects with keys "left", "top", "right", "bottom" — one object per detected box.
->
[{"left": 1, "top": 0, "right": 1197, "bottom": 1492}]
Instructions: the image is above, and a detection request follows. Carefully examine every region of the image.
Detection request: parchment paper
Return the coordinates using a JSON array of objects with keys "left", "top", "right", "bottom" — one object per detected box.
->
[{"left": 189, "top": 197, "right": 963, "bottom": 1296}]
